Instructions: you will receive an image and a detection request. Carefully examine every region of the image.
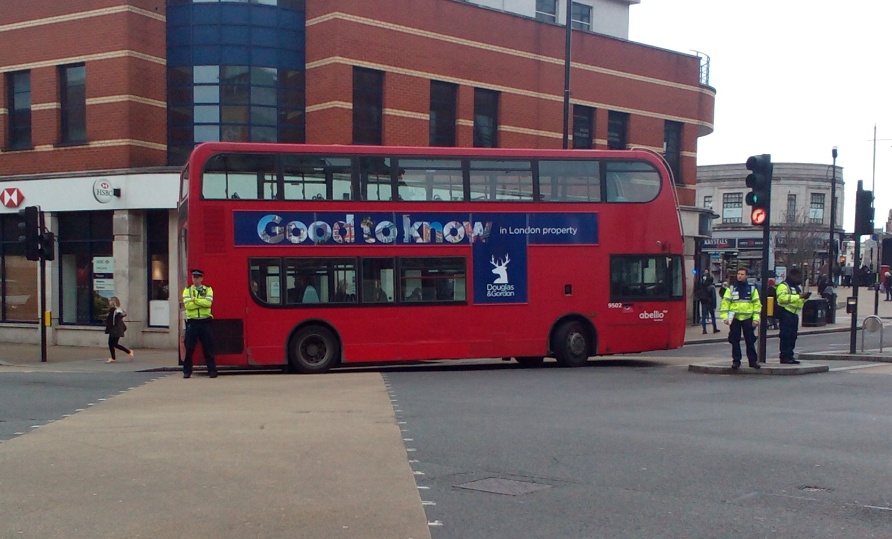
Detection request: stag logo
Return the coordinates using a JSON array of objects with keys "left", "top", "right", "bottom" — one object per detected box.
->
[{"left": 490, "top": 254, "right": 510, "bottom": 284}]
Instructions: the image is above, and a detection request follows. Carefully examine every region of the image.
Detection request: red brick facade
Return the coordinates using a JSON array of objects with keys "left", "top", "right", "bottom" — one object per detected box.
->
[
  {"left": 0, "top": 0, "right": 167, "bottom": 175},
  {"left": 306, "top": 0, "right": 715, "bottom": 205},
  {"left": 2, "top": 0, "right": 714, "bottom": 206}
]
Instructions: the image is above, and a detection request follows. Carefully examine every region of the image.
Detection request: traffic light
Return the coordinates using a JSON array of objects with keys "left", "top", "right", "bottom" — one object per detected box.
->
[
  {"left": 39, "top": 231, "right": 55, "bottom": 261},
  {"left": 839, "top": 255, "right": 846, "bottom": 265},
  {"left": 17, "top": 206, "right": 40, "bottom": 261},
  {"left": 854, "top": 182, "right": 874, "bottom": 236},
  {"left": 745, "top": 154, "right": 772, "bottom": 226}
]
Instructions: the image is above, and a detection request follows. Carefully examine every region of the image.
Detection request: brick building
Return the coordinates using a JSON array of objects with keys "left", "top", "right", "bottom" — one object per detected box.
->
[{"left": 0, "top": 0, "right": 714, "bottom": 348}]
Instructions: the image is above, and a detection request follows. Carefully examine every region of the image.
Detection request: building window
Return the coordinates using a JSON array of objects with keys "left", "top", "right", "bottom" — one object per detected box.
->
[
  {"left": 167, "top": 65, "right": 306, "bottom": 166},
  {"left": 7, "top": 71, "right": 31, "bottom": 149},
  {"left": 572, "top": 104, "right": 594, "bottom": 149},
  {"left": 535, "top": 0, "right": 557, "bottom": 22},
  {"left": 722, "top": 193, "right": 743, "bottom": 224},
  {"left": 353, "top": 67, "right": 384, "bottom": 145},
  {"left": 429, "top": 80, "right": 457, "bottom": 147},
  {"left": 473, "top": 88, "right": 499, "bottom": 148},
  {"left": 607, "top": 111, "right": 628, "bottom": 150},
  {"left": 169, "top": 0, "right": 305, "bottom": 5},
  {"left": 809, "top": 193, "right": 825, "bottom": 224},
  {"left": 571, "top": 2, "right": 592, "bottom": 31},
  {"left": 0, "top": 215, "right": 38, "bottom": 322},
  {"left": 60, "top": 64, "right": 87, "bottom": 144},
  {"left": 663, "top": 120, "right": 682, "bottom": 183},
  {"left": 57, "top": 212, "right": 113, "bottom": 325},
  {"left": 786, "top": 194, "right": 797, "bottom": 223},
  {"left": 703, "top": 195, "right": 712, "bottom": 210},
  {"left": 147, "top": 210, "right": 170, "bottom": 327}
]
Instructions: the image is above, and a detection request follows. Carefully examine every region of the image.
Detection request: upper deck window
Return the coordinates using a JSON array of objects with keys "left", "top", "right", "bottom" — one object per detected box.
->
[
  {"left": 202, "top": 153, "right": 276, "bottom": 200},
  {"left": 539, "top": 160, "right": 600, "bottom": 202},
  {"left": 605, "top": 161, "right": 660, "bottom": 203},
  {"left": 469, "top": 160, "right": 533, "bottom": 201},
  {"left": 397, "top": 159, "right": 463, "bottom": 202},
  {"left": 194, "top": 151, "right": 663, "bottom": 204}
]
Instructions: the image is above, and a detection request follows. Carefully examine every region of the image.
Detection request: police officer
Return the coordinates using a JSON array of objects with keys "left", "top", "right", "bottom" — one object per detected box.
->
[
  {"left": 775, "top": 267, "right": 810, "bottom": 365},
  {"left": 720, "top": 268, "right": 762, "bottom": 370},
  {"left": 182, "top": 269, "right": 217, "bottom": 378}
]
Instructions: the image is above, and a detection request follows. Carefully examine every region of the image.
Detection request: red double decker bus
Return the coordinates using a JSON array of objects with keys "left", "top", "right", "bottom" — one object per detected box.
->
[{"left": 178, "top": 142, "right": 685, "bottom": 373}]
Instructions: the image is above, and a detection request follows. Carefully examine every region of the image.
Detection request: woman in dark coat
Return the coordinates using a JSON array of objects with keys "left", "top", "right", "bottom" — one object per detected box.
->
[{"left": 105, "top": 296, "right": 133, "bottom": 363}]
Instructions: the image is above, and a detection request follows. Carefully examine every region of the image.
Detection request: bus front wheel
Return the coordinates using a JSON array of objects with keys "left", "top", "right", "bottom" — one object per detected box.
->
[
  {"left": 289, "top": 326, "right": 340, "bottom": 374},
  {"left": 552, "top": 321, "right": 590, "bottom": 367}
]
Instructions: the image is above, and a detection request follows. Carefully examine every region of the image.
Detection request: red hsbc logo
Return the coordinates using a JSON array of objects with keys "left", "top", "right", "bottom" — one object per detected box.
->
[{"left": 1, "top": 188, "right": 24, "bottom": 208}]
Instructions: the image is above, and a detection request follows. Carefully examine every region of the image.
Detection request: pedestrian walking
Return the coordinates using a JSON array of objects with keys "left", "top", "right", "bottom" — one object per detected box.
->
[
  {"left": 884, "top": 271, "right": 892, "bottom": 301},
  {"left": 775, "top": 267, "right": 811, "bottom": 365},
  {"left": 104, "top": 296, "right": 133, "bottom": 363},
  {"left": 698, "top": 276, "right": 720, "bottom": 334},
  {"left": 719, "top": 268, "right": 762, "bottom": 370},
  {"left": 182, "top": 269, "right": 217, "bottom": 378}
]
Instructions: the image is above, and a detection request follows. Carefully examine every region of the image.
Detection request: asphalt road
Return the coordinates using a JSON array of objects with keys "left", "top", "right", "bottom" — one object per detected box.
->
[
  {"left": 383, "top": 332, "right": 892, "bottom": 539},
  {"left": 0, "top": 371, "right": 163, "bottom": 443}
]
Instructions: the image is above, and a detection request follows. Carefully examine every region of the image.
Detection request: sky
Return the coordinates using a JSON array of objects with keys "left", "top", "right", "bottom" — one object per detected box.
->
[{"left": 628, "top": 0, "right": 892, "bottom": 232}]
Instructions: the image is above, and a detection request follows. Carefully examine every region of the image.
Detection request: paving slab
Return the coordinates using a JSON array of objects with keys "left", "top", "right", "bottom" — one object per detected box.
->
[{"left": 0, "top": 373, "right": 431, "bottom": 539}]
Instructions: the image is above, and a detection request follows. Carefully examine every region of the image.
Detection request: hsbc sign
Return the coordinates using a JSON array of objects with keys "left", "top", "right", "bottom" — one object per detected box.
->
[{"left": 1, "top": 188, "right": 24, "bottom": 208}]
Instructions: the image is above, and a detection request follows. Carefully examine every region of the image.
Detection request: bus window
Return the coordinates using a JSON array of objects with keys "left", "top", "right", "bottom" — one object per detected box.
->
[
  {"left": 610, "top": 255, "right": 683, "bottom": 300},
  {"left": 399, "top": 257, "right": 466, "bottom": 303},
  {"left": 605, "top": 161, "right": 660, "bottom": 202},
  {"left": 362, "top": 258, "right": 394, "bottom": 302},
  {"left": 359, "top": 157, "right": 394, "bottom": 201},
  {"left": 203, "top": 153, "right": 277, "bottom": 200},
  {"left": 250, "top": 258, "right": 282, "bottom": 305},
  {"left": 538, "top": 160, "right": 600, "bottom": 202},
  {"left": 282, "top": 156, "right": 352, "bottom": 201},
  {"left": 469, "top": 160, "right": 533, "bottom": 201},
  {"left": 397, "top": 159, "right": 464, "bottom": 202},
  {"left": 283, "top": 258, "right": 357, "bottom": 305}
]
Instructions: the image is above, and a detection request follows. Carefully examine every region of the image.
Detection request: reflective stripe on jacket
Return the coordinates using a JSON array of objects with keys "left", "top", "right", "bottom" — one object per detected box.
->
[
  {"left": 719, "top": 283, "right": 762, "bottom": 322},
  {"left": 183, "top": 285, "right": 214, "bottom": 320},
  {"left": 775, "top": 282, "right": 806, "bottom": 315}
]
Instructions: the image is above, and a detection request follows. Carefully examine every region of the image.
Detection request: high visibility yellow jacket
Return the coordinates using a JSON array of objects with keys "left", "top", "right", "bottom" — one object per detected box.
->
[
  {"left": 720, "top": 283, "right": 762, "bottom": 322},
  {"left": 776, "top": 281, "right": 807, "bottom": 315},
  {"left": 182, "top": 285, "right": 214, "bottom": 320}
]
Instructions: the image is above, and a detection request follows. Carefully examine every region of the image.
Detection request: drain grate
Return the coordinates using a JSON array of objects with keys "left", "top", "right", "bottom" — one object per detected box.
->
[{"left": 456, "top": 477, "right": 551, "bottom": 496}]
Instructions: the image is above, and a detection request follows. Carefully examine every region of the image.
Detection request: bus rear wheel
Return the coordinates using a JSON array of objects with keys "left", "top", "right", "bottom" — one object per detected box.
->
[
  {"left": 515, "top": 356, "right": 545, "bottom": 367},
  {"left": 289, "top": 325, "right": 339, "bottom": 374},
  {"left": 552, "top": 321, "right": 590, "bottom": 367}
]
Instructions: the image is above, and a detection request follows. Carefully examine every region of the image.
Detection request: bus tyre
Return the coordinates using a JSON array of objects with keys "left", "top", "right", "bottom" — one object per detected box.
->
[
  {"left": 289, "top": 326, "right": 339, "bottom": 374},
  {"left": 515, "top": 356, "right": 545, "bottom": 367},
  {"left": 553, "top": 321, "right": 590, "bottom": 367}
]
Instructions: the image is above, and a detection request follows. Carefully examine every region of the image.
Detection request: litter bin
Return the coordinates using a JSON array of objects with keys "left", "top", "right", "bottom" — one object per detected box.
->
[
  {"left": 801, "top": 298, "right": 828, "bottom": 327},
  {"left": 822, "top": 290, "right": 838, "bottom": 324}
]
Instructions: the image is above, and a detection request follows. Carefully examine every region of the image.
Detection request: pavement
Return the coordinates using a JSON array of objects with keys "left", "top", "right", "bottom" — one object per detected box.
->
[
  {"left": 1, "top": 287, "right": 890, "bottom": 537},
  {"left": 684, "top": 286, "right": 892, "bottom": 374}
]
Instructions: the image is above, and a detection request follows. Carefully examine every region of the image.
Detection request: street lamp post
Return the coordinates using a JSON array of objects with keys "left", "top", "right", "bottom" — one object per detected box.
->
[
  {"left": 561, "top": 0, "right": 572, "bottom": 149},
  {"left": 828, "top": 147, "right": 838, "bottom": 285}
]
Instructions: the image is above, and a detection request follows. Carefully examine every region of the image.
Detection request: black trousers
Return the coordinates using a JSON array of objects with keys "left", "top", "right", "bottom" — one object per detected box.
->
[
  {"left": 183, "top": 319, "right": 216, "bottom": 376},
  {"left": 778, "top": 308, "right": 799, "bottom": 361},
  {"left": 108, "top": 336, "right": 131, "bottom": 360},
  {"left": 728, "top": 317, "right": 758, "bottom": 364}
]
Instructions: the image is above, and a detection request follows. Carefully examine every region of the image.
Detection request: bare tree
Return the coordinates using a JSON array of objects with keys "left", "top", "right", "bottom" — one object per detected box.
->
[{"left": 772, "top": 209, "right": 828, "bottom": 282}]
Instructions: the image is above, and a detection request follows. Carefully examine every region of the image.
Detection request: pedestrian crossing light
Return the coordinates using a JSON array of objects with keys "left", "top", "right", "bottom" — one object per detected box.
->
[{"left": 745, "top": 154, "right": 772, "bottom": 226}]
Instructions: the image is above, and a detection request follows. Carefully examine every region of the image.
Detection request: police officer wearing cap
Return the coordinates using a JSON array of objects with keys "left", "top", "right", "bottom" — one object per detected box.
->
[
  {"left": 775, "top": 267, "right": 810, "bottom": 365},
  {"left": 182, "top": 269, "right": 217, "bottom": 378},
  {"left": 719, "top": 267, "right": 762, "bottom": 370}
]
